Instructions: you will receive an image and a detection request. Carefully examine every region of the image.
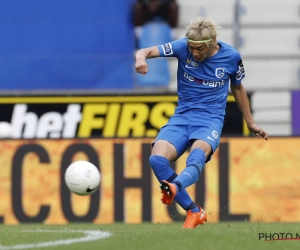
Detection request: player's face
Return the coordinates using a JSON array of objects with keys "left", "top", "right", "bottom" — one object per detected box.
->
[{"left": 188, "top": 42, "right": 210, "bottom": 62}]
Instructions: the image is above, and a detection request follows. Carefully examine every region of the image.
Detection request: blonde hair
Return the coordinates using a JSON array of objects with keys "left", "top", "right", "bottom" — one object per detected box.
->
[{"left": 185, "top": 17, "right": 221, "bottom": 47}]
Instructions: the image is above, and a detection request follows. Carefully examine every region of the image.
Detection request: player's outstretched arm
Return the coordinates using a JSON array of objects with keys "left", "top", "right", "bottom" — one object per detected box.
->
[
  {"left": 230, "top": 83, "right": 268, "bottom": 140},
  {"left": 135, "top": 46, "right": 160, "bottom": 75}
]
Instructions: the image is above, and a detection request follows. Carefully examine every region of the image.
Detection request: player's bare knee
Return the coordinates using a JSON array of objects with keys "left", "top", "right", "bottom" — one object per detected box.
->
[
  {"left": 190, "top": 140, "right": 212, "bottom": 158},
  {"left": 151, "top": 140, "right": 177, "bottom": 160}
]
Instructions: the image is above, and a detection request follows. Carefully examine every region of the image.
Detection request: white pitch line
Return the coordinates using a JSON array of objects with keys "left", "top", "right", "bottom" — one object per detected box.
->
[{"left": 0, "top": 229, "right": 112, "bottom": 250}]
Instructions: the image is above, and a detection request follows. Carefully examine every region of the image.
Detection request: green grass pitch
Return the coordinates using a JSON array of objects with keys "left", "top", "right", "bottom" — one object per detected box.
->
[{"left": 1, "top": 222, "right": 300, "bottom": 250}]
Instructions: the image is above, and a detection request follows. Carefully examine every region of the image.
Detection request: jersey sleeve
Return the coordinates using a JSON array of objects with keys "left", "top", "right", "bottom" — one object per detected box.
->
[
  {"left": 157, "top": 38, "right": 185, "bottom": 58},
  {"left": 230, "top": 52, "right": 245, "bottom": 84}
]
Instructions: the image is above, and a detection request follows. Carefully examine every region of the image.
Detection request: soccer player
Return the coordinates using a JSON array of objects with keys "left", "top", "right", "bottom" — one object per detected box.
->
[{"left": 135, "top": 17, "right": 268, "bottom": 229}]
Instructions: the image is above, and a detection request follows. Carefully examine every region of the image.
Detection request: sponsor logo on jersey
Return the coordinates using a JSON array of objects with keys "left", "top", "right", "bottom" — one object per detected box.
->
[
  {"left": 185, "top": 64, "right": 197, "bottom": 69},
  {"left": 215, "top": 68, "right": 225, "bottom": 78},
  {"left": 236, "top": 60, "right": 245, "bottom": 80},
  {"left": 185, "top": 59, "right": 198, "bottom": 68},
  {"left": 184, "top": 72, "right": 225, "bottom": 87},
  {"left": 162, "top": 43, "right": 173, "bottom": 55}
]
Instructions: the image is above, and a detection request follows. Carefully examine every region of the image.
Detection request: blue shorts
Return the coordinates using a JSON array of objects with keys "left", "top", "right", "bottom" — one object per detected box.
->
[{"left": 153, "top": 109, "right": 224, "bottom": 162}]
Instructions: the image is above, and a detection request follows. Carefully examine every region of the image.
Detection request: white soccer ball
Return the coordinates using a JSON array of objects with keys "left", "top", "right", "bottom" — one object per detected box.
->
[
  {"left": 0, "top": 121, "right": 13, "bottom": 138},
  {"left": 64, "top": 161, "right": 101, "bottom": 196}
]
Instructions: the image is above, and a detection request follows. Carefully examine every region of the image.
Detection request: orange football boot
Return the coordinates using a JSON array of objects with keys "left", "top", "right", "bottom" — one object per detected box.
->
[
  {"left": 160, "top": 180, "right": 177, "bottom": 205},
  {"left": 182, "top": 205, "right": 207, "bottom": 229}
]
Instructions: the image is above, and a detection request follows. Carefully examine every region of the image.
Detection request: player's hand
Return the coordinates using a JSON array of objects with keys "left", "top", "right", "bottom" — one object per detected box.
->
[
  {"left": 248, "top": 123, "right": 268, "bottom": 140},
  {"left": 135, "top": 58, "right": 148, "bottom": 75}
]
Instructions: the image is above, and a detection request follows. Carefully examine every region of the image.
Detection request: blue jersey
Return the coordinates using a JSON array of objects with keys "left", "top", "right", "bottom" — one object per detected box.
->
[{"left": 157, "top": 38, "right": 245, "bottom": 115}]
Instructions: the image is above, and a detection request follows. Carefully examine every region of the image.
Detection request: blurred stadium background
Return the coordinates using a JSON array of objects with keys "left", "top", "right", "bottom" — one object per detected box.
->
[{"left": 0, "top": 0, "right": 300, "bottom": 228}]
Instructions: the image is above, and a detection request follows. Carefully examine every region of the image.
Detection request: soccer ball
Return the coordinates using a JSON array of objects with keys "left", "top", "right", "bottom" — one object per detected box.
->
[{"left": 64, "top": 160, "right": 101, "bottom": 196}]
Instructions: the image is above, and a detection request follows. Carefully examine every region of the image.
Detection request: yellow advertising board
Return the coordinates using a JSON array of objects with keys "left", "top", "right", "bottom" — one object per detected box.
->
[
  {"left": 0, "top": 95, "right": 248, "bottom": 138},
  {"left": 0, "top": 137, "right": 299, "bottom": 224}
]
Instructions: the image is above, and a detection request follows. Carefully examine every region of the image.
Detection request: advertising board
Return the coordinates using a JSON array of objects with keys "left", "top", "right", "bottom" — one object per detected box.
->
[
  {"left": 0, "top": 137, "right": 299, "bottom": 224},
  {"left": 0, "top": 95, "right": 249, "bottom": 138}
]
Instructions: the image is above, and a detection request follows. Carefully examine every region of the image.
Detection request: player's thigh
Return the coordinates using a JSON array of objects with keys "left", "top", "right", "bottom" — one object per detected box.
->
[
  {"left": 189, "top": 112, "right": 224, "bottom": 161},
  {"left": 152, "top": 114, "right": 189, "bottom": 160},
  {"left": 151, "top": 140, "right": 178, "bottom": 161}
]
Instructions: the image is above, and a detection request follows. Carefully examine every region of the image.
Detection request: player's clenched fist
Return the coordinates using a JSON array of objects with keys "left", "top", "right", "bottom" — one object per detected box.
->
[
  {"left": 135, "top": 46, "right": 160, "bottom": 75},
  {"left": 135, "top": 58, "right": 148, "bottom": 75}
]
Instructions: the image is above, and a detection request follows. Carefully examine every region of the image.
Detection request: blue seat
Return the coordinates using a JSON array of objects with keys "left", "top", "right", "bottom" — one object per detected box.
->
[{"left": 136, "top": 20, "right": 172, "bottom": 88}]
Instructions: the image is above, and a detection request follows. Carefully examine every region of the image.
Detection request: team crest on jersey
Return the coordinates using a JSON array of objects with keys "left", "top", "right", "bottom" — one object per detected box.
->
[
  {"left": 162, "top": 43, "right": 173, "bottom": 55},
  {"left": 215, "top": 68, "right": 225, "bottom": 78},
  {"left": 212, "top": 130, "right": 219, "bottom": 139},
  {"left": 236, "top": 60, "right": 245, "bottom": 80}
]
